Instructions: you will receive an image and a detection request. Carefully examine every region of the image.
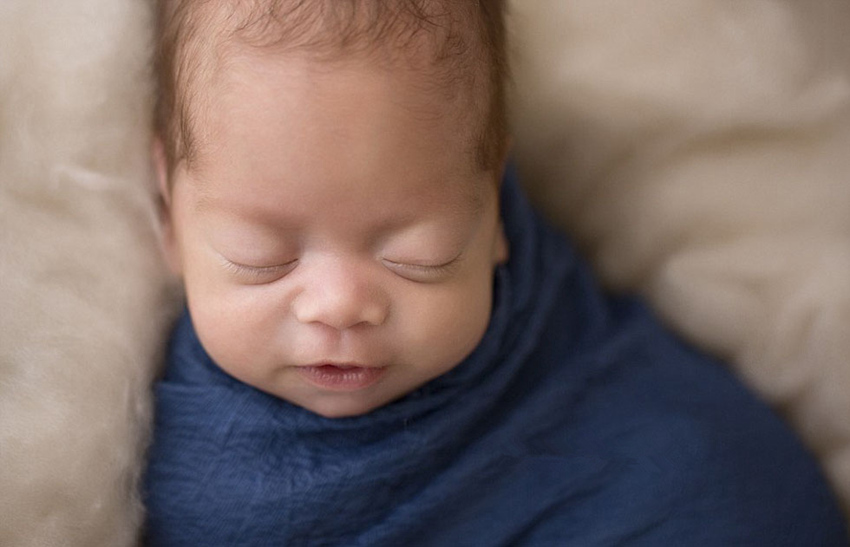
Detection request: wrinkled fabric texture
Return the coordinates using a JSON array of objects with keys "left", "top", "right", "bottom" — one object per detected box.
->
[{"left": 145, "top": 170, "right": 847, "bottom": 546}]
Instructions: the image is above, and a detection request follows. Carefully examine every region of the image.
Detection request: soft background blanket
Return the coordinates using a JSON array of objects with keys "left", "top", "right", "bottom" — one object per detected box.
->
[
  {"left": 0, "top": 2, "right": 176, "bottom": 545},
  {"left": 1, "top": 0, "right": 849, "bottom": 544}
]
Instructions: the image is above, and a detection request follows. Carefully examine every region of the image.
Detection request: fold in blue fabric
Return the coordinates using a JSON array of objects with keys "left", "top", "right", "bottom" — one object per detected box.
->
[{"left": 145, "top": 168, "right": 847, "bottom": 546}]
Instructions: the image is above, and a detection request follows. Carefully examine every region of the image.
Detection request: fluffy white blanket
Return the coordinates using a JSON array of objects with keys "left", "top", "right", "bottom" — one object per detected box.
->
[
  {"left": 0, "top": 2, "right": 177, "bottom": 545},
  {"left": 1, "top": 0, "right": 848, "bottom": 543}
]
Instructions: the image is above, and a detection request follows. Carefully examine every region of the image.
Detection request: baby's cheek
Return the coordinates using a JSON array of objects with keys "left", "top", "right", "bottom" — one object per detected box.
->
[
  {"left": 402, "top": 281, "right": 493, "bottom": 366},
  {"left": 185, "top": 284, "right": 264, "bottom": 372}
]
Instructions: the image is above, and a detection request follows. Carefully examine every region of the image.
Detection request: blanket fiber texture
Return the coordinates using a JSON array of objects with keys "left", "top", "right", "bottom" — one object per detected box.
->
[{"left": 2, "top": 0, "right": 850, "bottom": 544}]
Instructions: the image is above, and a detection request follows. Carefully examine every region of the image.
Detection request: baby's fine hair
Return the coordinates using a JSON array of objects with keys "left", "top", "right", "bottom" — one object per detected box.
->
[{"left": 154, "top": 0, "right": 509, "bottom": 173}]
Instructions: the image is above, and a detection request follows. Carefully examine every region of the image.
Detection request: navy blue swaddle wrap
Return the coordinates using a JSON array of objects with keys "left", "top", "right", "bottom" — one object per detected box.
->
[{"left": 145, "top": 169, "right": 847, "bottom": 546}]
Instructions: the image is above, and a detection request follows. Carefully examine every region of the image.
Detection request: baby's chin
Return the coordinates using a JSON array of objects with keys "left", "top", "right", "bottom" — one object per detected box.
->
[
  {"left": 296, "top": 395, "right": 397, "bottom": 419},
  {"left": 276, "top": 386, "right": 408, "bottom": 419}
]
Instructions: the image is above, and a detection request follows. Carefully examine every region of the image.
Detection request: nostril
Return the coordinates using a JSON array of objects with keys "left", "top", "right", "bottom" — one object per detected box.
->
[
  {"left": 360, "top": 300, "right": 389, "bottom": 327},
  {"left": 292, "top": 286, "right": 388, "bottom": 330}
]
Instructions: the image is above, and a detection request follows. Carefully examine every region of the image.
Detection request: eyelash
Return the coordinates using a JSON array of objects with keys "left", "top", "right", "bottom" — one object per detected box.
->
[
  {"left": 382, "top": 255, "right": 462, "bottom": 279},
  {"left": 220, "top": 255, "right": 462, "bottom": 284},
  {"left": 222, "top": 259, "right": 298, "bottom": 283}
]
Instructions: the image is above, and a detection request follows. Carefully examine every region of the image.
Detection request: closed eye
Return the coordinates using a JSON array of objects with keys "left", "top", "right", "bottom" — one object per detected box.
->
[
  {"left": 382, "top": 254, "right": 462, "bottom": 282},
  {"left": 221, "top": 258, "right": 298, "bottom": 284}
]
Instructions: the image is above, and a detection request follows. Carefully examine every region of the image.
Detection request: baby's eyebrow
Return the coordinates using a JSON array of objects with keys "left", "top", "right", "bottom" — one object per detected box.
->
[
  {"left": 186, "top": 180, "right": 277, "bottom": 222},
  {"left": 470, "top": 186, "right": 486, "bottom": 215},
  {"left": 455, "top": 177, "right": 488, "bottom": 217},
  {"left": 191, "top": 190, "right": 214, "bottom": 213}
]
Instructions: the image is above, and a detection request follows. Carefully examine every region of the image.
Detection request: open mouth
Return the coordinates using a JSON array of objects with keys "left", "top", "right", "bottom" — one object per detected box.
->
[{"left": 297, "top": 364, "right": 387, "bottom": 392}]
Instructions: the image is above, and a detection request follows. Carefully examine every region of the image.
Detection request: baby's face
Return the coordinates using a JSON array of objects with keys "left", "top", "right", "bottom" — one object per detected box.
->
[{"left": 159, "top": 51, "right": 508, "bottom": 418}]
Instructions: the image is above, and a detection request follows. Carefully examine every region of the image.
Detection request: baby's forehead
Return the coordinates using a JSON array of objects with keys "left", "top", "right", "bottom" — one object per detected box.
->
[
  {"left": 176, "top": 35, "right": 495, "bottom": 200},
  {"left": 195, "top": 12, "right": 489, "bottom": 160},
  {"left": 158, "top": 0, "right": 505, "bottom": 174}
]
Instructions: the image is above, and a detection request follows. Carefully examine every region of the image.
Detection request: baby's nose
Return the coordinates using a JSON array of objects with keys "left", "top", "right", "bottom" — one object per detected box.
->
[{"left": 291, "top": 261, "right": 388, "bottom": 330}]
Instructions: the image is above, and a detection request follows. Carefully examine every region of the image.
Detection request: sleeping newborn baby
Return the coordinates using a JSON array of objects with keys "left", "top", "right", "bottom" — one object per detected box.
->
[{"left": 144, "top": 0, "right": 847, "bottom": 544}]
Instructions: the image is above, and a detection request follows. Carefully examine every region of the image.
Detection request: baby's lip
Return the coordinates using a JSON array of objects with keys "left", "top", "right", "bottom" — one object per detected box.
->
[
  {"left": 301, "top": 362, "right": 384, "bottom": 370},
  {"left": 297, "top": 363, "right": 387, "bottom": 391}
]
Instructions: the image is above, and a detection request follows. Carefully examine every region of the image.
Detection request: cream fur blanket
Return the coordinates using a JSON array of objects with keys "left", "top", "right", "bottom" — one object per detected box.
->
[{"left": 1, "top": 0, "right": 849, "bottom": 544}]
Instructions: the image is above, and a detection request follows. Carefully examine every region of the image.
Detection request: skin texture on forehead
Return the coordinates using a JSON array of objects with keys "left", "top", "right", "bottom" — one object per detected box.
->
[
  {"left": 154, "top": 0, "right": 507, "bottom": 175},
  {"left": 191, "top": 52, "right": 489, "bottom": 211}
]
